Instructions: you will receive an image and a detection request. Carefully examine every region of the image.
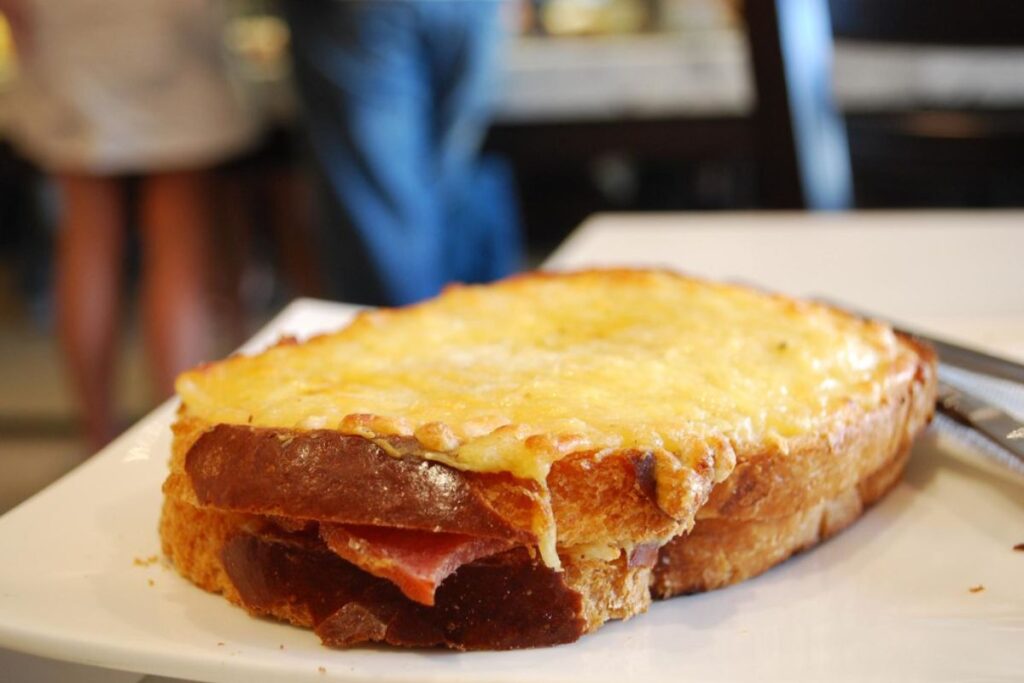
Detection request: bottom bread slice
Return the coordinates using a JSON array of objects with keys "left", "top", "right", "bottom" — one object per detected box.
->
[
  {"left": 162, "top": 445, "right": 911, "bottom": 648},
  {"left": 651, "top": 441, "right": 911, "bottom": 598},
  {"left": 159, "top": 495, "right": 653, "bottom": 650},
  {"left": 162, "top": 441, "right": 914, "bottom": 648}
]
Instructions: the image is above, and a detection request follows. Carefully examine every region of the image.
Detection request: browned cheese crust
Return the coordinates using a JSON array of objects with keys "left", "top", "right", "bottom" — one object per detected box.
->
[{"left": 652, "top": 335, "right": 937, "bottom": 597}]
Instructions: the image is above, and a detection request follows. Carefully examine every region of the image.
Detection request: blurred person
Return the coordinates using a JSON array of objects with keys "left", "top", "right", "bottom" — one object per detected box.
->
[
  {"left": 284, "top": 0, "right": 522, "bottom": 306},
  {"left": 1, "top": 0, "right": 262, "bottom": 449}
]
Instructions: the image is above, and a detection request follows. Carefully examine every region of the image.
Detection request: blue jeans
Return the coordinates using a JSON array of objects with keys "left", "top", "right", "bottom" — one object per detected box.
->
[{"left": 285, "top": 0, "right": 522, "bottom": 305}]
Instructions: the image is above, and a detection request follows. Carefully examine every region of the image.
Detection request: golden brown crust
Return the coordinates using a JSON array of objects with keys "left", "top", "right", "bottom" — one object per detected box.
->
[
  {"left": 651, "top": 443, "right": 913, "bottom": 597},
  {"left": 549, "top": 450, "right": 675, "bottom": 548},
  {"left": 168, "top": 422, "right": 696, "bottom": 550},
  {"left": 159, "top": 494, "right": 249, "bottom": 605},
  {"left": 182, "top": 425, "right": 541, "bottom": 542},
  {"left": 651, "top": 335, "right": 936, "bottom": 598},
  {"left": 696, "top": 333, "right": 936, "bottom": 521}
]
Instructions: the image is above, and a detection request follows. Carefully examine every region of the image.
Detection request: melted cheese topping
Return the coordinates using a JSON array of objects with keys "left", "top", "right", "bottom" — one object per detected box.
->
[
  {"left": 179, "top": 269, "right": 902, "bottom": 474},
  {"left": 178, "top": 270, "right": 907, "bottom": 567}
]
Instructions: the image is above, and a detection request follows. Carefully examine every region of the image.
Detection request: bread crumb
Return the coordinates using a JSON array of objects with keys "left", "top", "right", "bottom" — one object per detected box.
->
[
  {"left": 217, "top": 642, "right": 225, "bottom": 647},
  {"left": 147, "top": 579, "right": 155, "bottom": 587},
  {"left": 968, "top": 585, "right": 985, "bottom": 593},
  {"left": 1013, "top": 543, "right": 1024, "bottom": 552},
  {"left": 279, "top": 644, "right": 285, "bottom": 650},
  {"left": 318, "top": 666, "right": 326, "bottom": 674},
  {"left": 133, "top": 555, "right": 159, "bottom": 567}
]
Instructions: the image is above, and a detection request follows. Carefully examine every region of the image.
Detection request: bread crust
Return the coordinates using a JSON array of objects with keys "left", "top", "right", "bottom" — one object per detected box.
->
[
  {"left": 696, "top": 335, "right": 936, "bottom": 521},
  {"left": 166, "top": 420, "right": 699, "bottom": 550},
  {"left": 652, "top": 335, "right": 937, "bottom": 597},
  {"left": 651, "top": 440, "right": 912, "bottom": 597},
  {"left": 181, "top": 425, "right": 541, "bottom": 542}
]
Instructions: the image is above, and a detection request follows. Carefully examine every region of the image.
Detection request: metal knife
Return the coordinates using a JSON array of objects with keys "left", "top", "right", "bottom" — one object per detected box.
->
[
  {"left": 937, "top": 381, "right": 1024, "bottom": 464},
  {"left": 904, "top": 333, "right": 1024, "bottom": 386}
]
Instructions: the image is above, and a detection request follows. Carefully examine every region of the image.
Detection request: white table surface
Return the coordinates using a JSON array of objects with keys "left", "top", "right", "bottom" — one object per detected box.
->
[
  {"left": 547, "top": 211, "right": 1024, "bottom": 359},
  {"left": 2, "top": 210, "right": 1022, "bottom": 682}
]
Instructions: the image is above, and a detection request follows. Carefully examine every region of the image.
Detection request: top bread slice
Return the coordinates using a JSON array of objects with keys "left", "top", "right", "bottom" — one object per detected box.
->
[{"left": 162, "top": 268, "right": 935, "bottom": 646}]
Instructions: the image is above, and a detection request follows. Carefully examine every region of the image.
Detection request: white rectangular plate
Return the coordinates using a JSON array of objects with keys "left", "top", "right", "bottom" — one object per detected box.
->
[{"left": 1, "top": 299, "right": 1022, "bottom": 682}]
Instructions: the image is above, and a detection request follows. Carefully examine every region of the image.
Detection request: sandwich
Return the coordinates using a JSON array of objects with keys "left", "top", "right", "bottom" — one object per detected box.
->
[{"left": 160, "top": 269, "right": 936, "bottom": 649}]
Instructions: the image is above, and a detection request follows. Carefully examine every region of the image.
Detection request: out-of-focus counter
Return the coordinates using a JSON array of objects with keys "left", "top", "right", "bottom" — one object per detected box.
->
[{"left": 495, "top": 30, "right": 1024, "bottom": 123}]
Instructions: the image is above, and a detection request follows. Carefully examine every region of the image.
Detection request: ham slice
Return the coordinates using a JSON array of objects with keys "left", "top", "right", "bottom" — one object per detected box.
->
[
  {"left": 320, "top": 524, "right": 515, "bottom": 606},
  {"left": 220, "top": 531, "right": 587, "bottom": 649}
]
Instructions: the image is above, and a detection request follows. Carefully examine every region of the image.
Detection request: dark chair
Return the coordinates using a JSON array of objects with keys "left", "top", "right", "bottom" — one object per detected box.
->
[{"left": 745, "top": 0, "right": 1024, "bottom": 209}]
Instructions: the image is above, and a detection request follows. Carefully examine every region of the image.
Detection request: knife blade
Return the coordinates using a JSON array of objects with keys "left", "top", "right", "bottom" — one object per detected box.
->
[
  {"left": 937, "top": 381, "right": 1024, "bottom": 465},
  {"left": 910, "top": 334, "right": 1024, "bottom": 386}
]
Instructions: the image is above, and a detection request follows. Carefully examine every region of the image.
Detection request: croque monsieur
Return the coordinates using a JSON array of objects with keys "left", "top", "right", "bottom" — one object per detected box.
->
[{"left": 160, "top": 269, "right": 936, "bottom": 649}]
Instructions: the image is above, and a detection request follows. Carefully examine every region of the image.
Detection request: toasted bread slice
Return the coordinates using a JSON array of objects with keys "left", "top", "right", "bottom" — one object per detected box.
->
[
  {"left": 653, "top": 335, "right": 936, "bottom": 597},
  {"left": 161, "top": 269, "right": 936, "bottom": 649},
  {"left": 652, "top": 427, "right": 916, "bottom": 596}
]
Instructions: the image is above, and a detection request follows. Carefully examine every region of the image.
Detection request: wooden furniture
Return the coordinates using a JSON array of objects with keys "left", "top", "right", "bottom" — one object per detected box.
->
[
  {"left": 746, "top": 0, "right": 1024, "bottom": 209},
  {"left": 744, "top": 0, "right": 852, "bottom": 209}
]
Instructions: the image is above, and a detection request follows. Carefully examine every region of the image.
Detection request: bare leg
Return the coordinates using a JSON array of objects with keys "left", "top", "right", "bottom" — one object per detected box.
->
[
  {"left": 208, "top": 170, "right": 248, "bottom": 347},
  {"left": 139, "top": 170, "right": 214, "bottom": 399},
  {"left": 55, "top": 173, "right": 125, "bottom": 450},
  {"left": 266, "top": 167, "right": 325, "bottom": 299}
]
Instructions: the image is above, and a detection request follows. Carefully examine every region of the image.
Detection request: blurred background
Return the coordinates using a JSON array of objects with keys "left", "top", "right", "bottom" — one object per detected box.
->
[{"left": 0, "top": 0, "right": 1022, "bottom": 512}]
